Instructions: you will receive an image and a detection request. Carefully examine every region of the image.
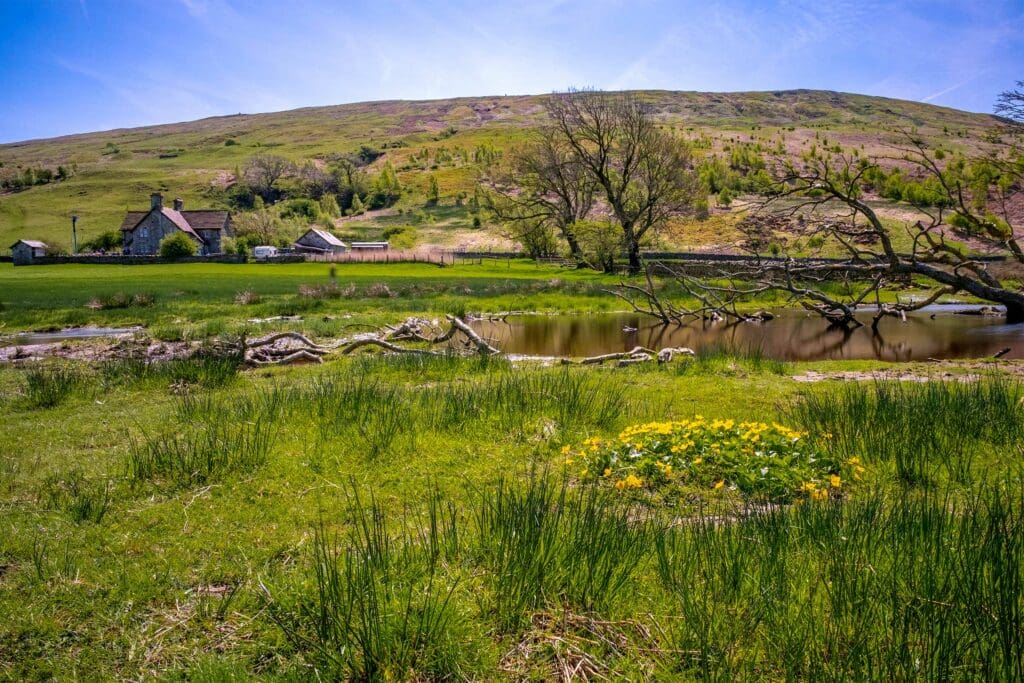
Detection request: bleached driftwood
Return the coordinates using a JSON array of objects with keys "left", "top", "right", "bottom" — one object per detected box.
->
[{"left": 241, "top": 316, "right": 693, "bottom": 367}]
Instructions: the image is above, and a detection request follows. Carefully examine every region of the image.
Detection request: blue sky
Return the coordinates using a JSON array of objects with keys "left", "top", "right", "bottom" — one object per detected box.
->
[{"left": 1, "top": 0, "right": 1022, "bottom": 143}]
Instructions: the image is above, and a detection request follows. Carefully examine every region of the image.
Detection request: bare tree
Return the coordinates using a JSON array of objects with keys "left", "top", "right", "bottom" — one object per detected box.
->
[
  {"left": 545, "top": 91, "right": 699, "bottom": 273},
  {"left": 638, "top": 129, "right": 1024, "bottom": 327},
  {"left": 995, "top": 80, "right": 1024, "bottom": 125},
  {"left": 482, "top": 126, "right": 595, "bottom": 262},
  {"left": 243, "top": 153, "right": 293, "bottom": 202}
]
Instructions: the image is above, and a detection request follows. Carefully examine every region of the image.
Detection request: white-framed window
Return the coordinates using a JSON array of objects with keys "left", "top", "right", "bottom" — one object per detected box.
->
[{"left": 140, "top": 228, "right": 148, "bottom": 238}]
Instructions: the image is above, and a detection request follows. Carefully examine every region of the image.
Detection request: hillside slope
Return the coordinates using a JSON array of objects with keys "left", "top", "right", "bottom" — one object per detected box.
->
[{"left": 0, "top": 90, "right": 1001, "bottom": 250}]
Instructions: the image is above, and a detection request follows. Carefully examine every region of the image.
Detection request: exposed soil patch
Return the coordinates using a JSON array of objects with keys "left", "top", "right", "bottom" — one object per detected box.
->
[
  {"left": 0, "top": 338, "right": 195, "bottom": 363},
  {"left": 792, "top": 360, "right": 1024, "bottom": 383}
]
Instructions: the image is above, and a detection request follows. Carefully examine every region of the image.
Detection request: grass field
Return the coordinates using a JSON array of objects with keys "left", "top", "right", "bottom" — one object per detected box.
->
[
  {"left": 2, "top": 262, "right": 1022, "bottom": 679},
  {"left": 2, "top": 348, "right": 1023, "bottom": 679},
  {"left": 0, "top": 261, "right": 629, "bottom": 336}
]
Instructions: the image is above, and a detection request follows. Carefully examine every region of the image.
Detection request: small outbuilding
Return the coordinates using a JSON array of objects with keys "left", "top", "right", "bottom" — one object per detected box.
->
[
  {"left": 294, "top": 228, "right": 348, "bottom": 254},
  {"left": 11, "top": 240, "right": 49, "bottom": 266}
]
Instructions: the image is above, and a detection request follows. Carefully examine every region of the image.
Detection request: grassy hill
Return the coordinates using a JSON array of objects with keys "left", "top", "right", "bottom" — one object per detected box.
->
[{"left": 0, "top": 89, "right": 1002, "bottom": 252}]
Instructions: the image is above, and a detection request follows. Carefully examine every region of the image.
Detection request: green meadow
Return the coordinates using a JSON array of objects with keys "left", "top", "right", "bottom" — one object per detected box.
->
[{"left": 1, "top": 262, "right": 1023, "bottom": 680}]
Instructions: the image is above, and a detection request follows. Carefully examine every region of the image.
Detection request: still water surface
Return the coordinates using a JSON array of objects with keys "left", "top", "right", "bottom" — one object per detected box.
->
[{"left": 470, "top": 308, "right": 1024, "bottom": 362}]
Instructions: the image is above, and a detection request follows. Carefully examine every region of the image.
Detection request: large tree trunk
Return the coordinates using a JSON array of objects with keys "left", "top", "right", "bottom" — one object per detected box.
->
[
  {"left": 626, "top": 240, "right": 642, "bottom": 275},
  {"left": 909, "top": 261, "right": 1024, "bottom": 324},
  {"left": 565, "top": 231, "right": 584, "bottom": 263}
]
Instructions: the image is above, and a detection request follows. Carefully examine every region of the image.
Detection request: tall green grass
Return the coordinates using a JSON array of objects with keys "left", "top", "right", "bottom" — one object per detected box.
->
[
  {"left": 265, "top": 490, "right": 470, "bottom": 680},
  {"left": 654, "top": 483, "right": 1024, "bottom": 680},
  {"left": 266, "top": 472, "right": 1024, "bottom": 679},
  {"left": 790, "top": 378, "right": 1024, "bottom": 485},
  {"left": 126, "top": 419, "right": 275, "bottom": 488},
  {"left": 38, "top": 468, "right": 111, "bottom": 524},
  {"left": 100, "top": 354, "right": 240, "bottom": 390},
  {"left": 675, "top": 345, "right": 791, "bottom": 376},
  {"left": 20, "top": 364, "right": 93, "bottom": 408},
  {"left": 473, "top": 474, "right": 651, "bottom": 630}
]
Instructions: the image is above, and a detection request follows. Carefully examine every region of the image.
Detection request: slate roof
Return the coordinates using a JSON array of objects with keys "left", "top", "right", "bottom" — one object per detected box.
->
[
  {"left": 120, "top": 208, "right": 230, "bottom": 239},
  {"left": 181, "top": 210, "right": 230, "bottom": 230},
  {"left": 119, "top": 212, "right": 148, "bottom": 231},
  {"left": 161, "top": 208, "right": 201, "bottom": 239}
]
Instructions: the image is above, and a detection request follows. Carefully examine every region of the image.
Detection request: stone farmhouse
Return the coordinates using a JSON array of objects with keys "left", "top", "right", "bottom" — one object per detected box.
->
[
  {"left": 121, "top": 193, "right": 233, "bottom": 255},
  {"left": 294, "top": 227, "right": 348, "bottom": 254}
]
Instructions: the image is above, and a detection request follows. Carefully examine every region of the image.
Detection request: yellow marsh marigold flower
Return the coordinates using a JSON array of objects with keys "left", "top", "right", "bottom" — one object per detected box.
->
[
  {"left": 830, "top": 474, "right": 842, "bottom": 488},
  {"left": 603, "top": 468, "right": 612, "bottom": 477},
  {"left": 713, "top": 480, "right": 725, "bottom": 491},
  {"left": 561, "top": 445, "right": 571, "bottom": 455}
]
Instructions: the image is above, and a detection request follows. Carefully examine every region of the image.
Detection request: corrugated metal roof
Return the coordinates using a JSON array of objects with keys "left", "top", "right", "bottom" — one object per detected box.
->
[{"left": 11, "top": 239, "right": 48, "bottom": 249}]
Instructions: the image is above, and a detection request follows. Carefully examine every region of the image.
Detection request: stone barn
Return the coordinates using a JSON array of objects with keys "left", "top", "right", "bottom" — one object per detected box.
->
[
  {"left": 11, "top": 240, "right": 49, "bottom": 265},
  {"left": 120, "top": 193, "right": 232, "bottom": 255},
  {"left": 294, "top": 228, "right": 348, "bottom": 254}
]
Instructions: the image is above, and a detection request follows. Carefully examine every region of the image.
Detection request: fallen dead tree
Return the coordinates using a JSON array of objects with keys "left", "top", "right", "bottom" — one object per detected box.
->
[
  {"left": 241, "top": 315, "right": 503, "bottom": 366},
  {"left": 238, "top": 316, "right": 693, "bottom": 367},
  {"left": 561, "top": 345, "right": 695, "bottom": 367}
]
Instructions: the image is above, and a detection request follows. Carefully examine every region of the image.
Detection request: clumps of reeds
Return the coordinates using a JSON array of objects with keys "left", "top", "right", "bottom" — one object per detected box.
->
[
  {"left": 264, "top": 490, "right": 470, "bottom": 680},
  {"left": 473, "top": 474, "right": 651, "bottom": 631},
  {"left": 85, "top": 291, "right": 155, "bottom": 310},
  {"left": 100, "top": 353, "right": 241, "bottom": 391},
  {"left": 233, "top": 290, "right": 262, "bottom": 305},
  {"left": 653, "top": 482, "right": 1024, "bottom": 680},
  {"left": 126, "top": 419, "right": 275, "bottom": 488},
  {"left": 365, "top": 282, "right": 395, "bottom": 298},
  {"left": 38, "top": 468, "right": 111, "bottom": 523},
  {"left": 20, "top": 364, "right": 93, "bottom": 409},
  {"left": 302, "top": 366, "right": 629, "bottom": 453},
  {"left": 298, "top": 283, "right": 356, "bottom": 300},
  {"left": 675, "top": 345, "right": 791, "bottom": 376},
  {"left": 790, "top": 377, "right": 1024, "bottom": 485}
]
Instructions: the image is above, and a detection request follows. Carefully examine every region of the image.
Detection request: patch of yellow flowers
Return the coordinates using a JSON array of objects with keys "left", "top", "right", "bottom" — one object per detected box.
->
[{"left": 565, "top": 418, "right": 863, "bottom": 503}]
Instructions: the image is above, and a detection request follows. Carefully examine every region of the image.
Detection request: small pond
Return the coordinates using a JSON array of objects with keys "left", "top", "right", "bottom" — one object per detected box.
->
[{"left": 469, "top": 307, "right": 1024, "bottom": 362}]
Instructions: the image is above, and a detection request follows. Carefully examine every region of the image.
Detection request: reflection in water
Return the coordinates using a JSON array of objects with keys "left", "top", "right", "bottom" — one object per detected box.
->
[{"left": 470, "top": 310, "right": 1024, "bottom": 362}]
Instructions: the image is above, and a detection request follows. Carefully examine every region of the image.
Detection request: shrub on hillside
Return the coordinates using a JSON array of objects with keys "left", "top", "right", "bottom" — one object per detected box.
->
[
  {"left": 280, "top": 198, "right": 321, "bottom": 222},
  {"left": 382, "top": 225, "right": 417, "bottom": 249},
  {"left": 159, "top": 232, "right": 198, "bottom": 258},
  {"left": 83, "top": 230, "right": 122, "bottom": 252}
]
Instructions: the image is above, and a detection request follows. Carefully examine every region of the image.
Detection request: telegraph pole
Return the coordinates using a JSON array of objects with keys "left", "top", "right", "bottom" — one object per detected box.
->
[{"left": 71, "top": 213, "right": 78, "bottom": 255}]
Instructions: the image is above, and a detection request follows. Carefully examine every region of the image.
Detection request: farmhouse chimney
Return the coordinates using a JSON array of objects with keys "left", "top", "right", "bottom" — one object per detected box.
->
[
  {"left": 150, "top": 193, "right": 163, "bottom": 210},
  {"left": 173, "top": 197, "right": 184, "bottom": 211}
]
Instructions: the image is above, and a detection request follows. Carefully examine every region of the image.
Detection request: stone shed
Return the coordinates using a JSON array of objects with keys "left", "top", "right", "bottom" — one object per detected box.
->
[
  {"left": 11, "top": 239, "right": 49, "bottom": 266},
  {"left": 294, "top": 228, "right": 348, "bottom": 254}
]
